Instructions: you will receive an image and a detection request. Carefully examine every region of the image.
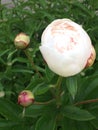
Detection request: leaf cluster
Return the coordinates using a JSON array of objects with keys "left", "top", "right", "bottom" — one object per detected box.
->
[{"left": 0, "top": 0, "right": 98, "bottom": 130}]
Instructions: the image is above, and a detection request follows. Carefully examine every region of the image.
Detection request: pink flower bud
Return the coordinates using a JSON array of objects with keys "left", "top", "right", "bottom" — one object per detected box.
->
[
  {"left": 18, "top": 90, "right": 34, "bottom": 107},
  {"left": 14, "top": 33, "right": 30, "bottom": 49}
]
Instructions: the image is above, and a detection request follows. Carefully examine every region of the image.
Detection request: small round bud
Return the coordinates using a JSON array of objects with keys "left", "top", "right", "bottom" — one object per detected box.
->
[
  {"left": 18, "top": 90, "right": 34, "bottom": 107},
  {"left": 14, "top": 33, "right": 30, "bottom": 49}
]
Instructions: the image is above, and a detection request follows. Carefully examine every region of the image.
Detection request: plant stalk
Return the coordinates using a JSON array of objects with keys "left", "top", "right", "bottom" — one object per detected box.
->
[
  {"left": 55, "top": 76, "right": 63, "bottom": 108},
  {"left": 24, "top": 49, "right": 42, "bottom": 78},
  {"left": 74, "top": 98, "right": 98, "bottom": 106},
  {"left": 34, "top": 99, "right": 55, "bottom": 105},
  {"left": 22, "top": 107, "right": 25, "bottom": 118}
]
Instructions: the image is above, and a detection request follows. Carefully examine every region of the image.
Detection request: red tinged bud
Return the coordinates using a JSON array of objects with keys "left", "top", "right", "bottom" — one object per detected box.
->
[{"left": 18, "top": 90, "right": 34, "bottom": 107}]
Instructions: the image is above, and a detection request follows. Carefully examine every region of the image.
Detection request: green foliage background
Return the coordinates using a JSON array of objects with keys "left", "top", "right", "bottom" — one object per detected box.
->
[{"left": 0, "top": 0, "right": 98, "bottom": 130}]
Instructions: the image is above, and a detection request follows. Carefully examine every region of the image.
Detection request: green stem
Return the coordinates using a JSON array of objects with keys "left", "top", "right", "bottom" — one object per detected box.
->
[
  {"left": 22, "top": 107, "right": 25, "bottom": 118},
  {"left": 55, "top": 76, "right": 63, "bottom": 108},
  {"left": 24, "top": 49, "right": 42, "bottom": 78},
  {"left": 74, "top": 98, "right": 98, "bottom": 106},
  {"left": 34, "top": 99, "right": 55, "bottom": 105}
]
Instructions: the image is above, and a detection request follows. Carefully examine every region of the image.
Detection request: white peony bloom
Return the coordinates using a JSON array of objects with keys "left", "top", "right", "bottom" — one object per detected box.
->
[{"left": 40, "top": 18, "right": 96, "bottom": 77}]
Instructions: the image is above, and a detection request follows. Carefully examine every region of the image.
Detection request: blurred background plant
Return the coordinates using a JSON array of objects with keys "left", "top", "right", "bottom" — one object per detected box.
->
[{"left": 0, "top": 0, "right": 98, "bottom": 130}]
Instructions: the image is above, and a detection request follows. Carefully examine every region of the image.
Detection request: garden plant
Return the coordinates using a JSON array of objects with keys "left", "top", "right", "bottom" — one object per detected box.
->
[{"left": 0, "top": 0, "right": 98, "bottom": 130}]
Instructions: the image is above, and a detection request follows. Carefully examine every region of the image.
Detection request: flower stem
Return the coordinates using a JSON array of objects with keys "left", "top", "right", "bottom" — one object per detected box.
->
[
  {"left": 24, "top": 49, "right": 42, "bottom": 78},
  {"left": 74, "top": 98, "right": 98, "bottom": 106},
  {"left": 34, "top": 99, "right": 55, "bottom": 105},
  {"left": 22, "top": 107, "right": 25, "bottom": 118},
  {"left": 55, "top": 76, "right": 63, "bottom": 108}
]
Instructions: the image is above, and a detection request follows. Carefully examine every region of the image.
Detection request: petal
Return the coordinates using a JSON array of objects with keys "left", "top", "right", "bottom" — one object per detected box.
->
[{"left": 40, "top": 46, "right": 85, "bottom": 77}]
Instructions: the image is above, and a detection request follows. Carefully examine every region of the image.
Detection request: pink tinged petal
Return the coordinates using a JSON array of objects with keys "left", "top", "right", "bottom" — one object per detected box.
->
[
  {"left": 51, "top": 20, "right": 77, "bottom": 36},
  {"left": 40, "top": 46, "right": 84, "bottom": 77},
  {"left": 54, "top": 36, "right": 78, "bottom": 53}
]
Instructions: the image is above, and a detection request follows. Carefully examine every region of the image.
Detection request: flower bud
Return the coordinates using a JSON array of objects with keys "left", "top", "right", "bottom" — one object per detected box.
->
[
  {"left": 14, "top": 33, "right": 30, "bottom": 49},
  {"left": 18, "top": 90, "right": 34, "bottom": 107},
  {"left": 40, "top": 18, "right": 96, "bottom": 77},
  {"left": 85, "top": 45, "right": 96, "bottom": 68}
]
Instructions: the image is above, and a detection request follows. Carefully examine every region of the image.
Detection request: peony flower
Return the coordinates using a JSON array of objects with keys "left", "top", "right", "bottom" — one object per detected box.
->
[
  {"left": 40, "top": 18, "right": 96, "bottom": 77},
  {"left": 14, "top": 33, "right": 30, "bottom": 49},
  {"left": 18, "top": 90, "right": 34, "bottom": 107}
]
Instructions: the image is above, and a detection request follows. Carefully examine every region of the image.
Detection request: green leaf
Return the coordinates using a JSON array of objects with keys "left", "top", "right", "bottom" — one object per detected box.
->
[
  {"left": 12, "top": 68, "right": 34, "bottom": 74},
  {"left": 66, "top": 76, "right": 78, "bottom": 99},
  {"left": 26, "top": 76, "right": 44, "bottom": 90},
  {"left": 76, "top": 121, "right": 94, "bottom": 130},
  {"left": 91, "top": 120, "right": 98, "bottom": 129},
  {"left": 33, "top": 83, "right": 51, "bottom": 96},
  {"left": 0, "top": 119, "right": 19, "bottom": 128},
  {"left": 63, "top": 106, "right": 95, "bottom": 121},
  {"left": 12, "top": 124, "right": 30, "bottom": 130},
  {"left": 35, "top": 113, "right": 56, "bottom": 130},
  {"left": 76, "top": 74, "right": 98, "bottom": 101},
  {"left": 25, "top": 104, "right": 45, "bottom": 117},
  {"left": 25, "top": 103, "right": 56, "bottom": 118},
  {"left": 93, "top": 0, "right": 98, "bottom": 9},
  {"left": 7, "top": 49, "right": 17, "bottom": 61},
  {"left": 0, "top": 119, "right": 30, "bottom": 130},
  {"left": 89, "top": 107, "right": 98, "bottom": 129},
  {"left": 62, "top": 117, "right": 77, "bottom": 130},
  {"left": 62, "top": 118, "right": 94, "bottom": 130},
  {"left": 0, "top": 98, "right": 22, "bottom": 120},
  {"left": 69, "top": 1, "right": 94, "bottom": 17},
  {"left": 0, "top": 83, "right": 4, "bottom": 91},
  {"left": 0, "top": 49, "right": 10, "bottom": 57},
  {"left": 12, "top": 57, "right": 28, "bottom": 64},
  {"left": 45, "top": 65, "right": 55, "bottom": 82}
]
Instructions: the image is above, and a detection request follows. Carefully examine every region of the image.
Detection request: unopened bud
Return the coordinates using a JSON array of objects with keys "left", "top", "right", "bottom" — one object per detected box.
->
[
  {"left": 14, "top": 33, "right": 30, "bottom": 49},
  {"left": 85, "top": 45, "right": 96, "bottom": 68},
  {"left": 18, "top": 90, "right": 34, "bottom": 107}
]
